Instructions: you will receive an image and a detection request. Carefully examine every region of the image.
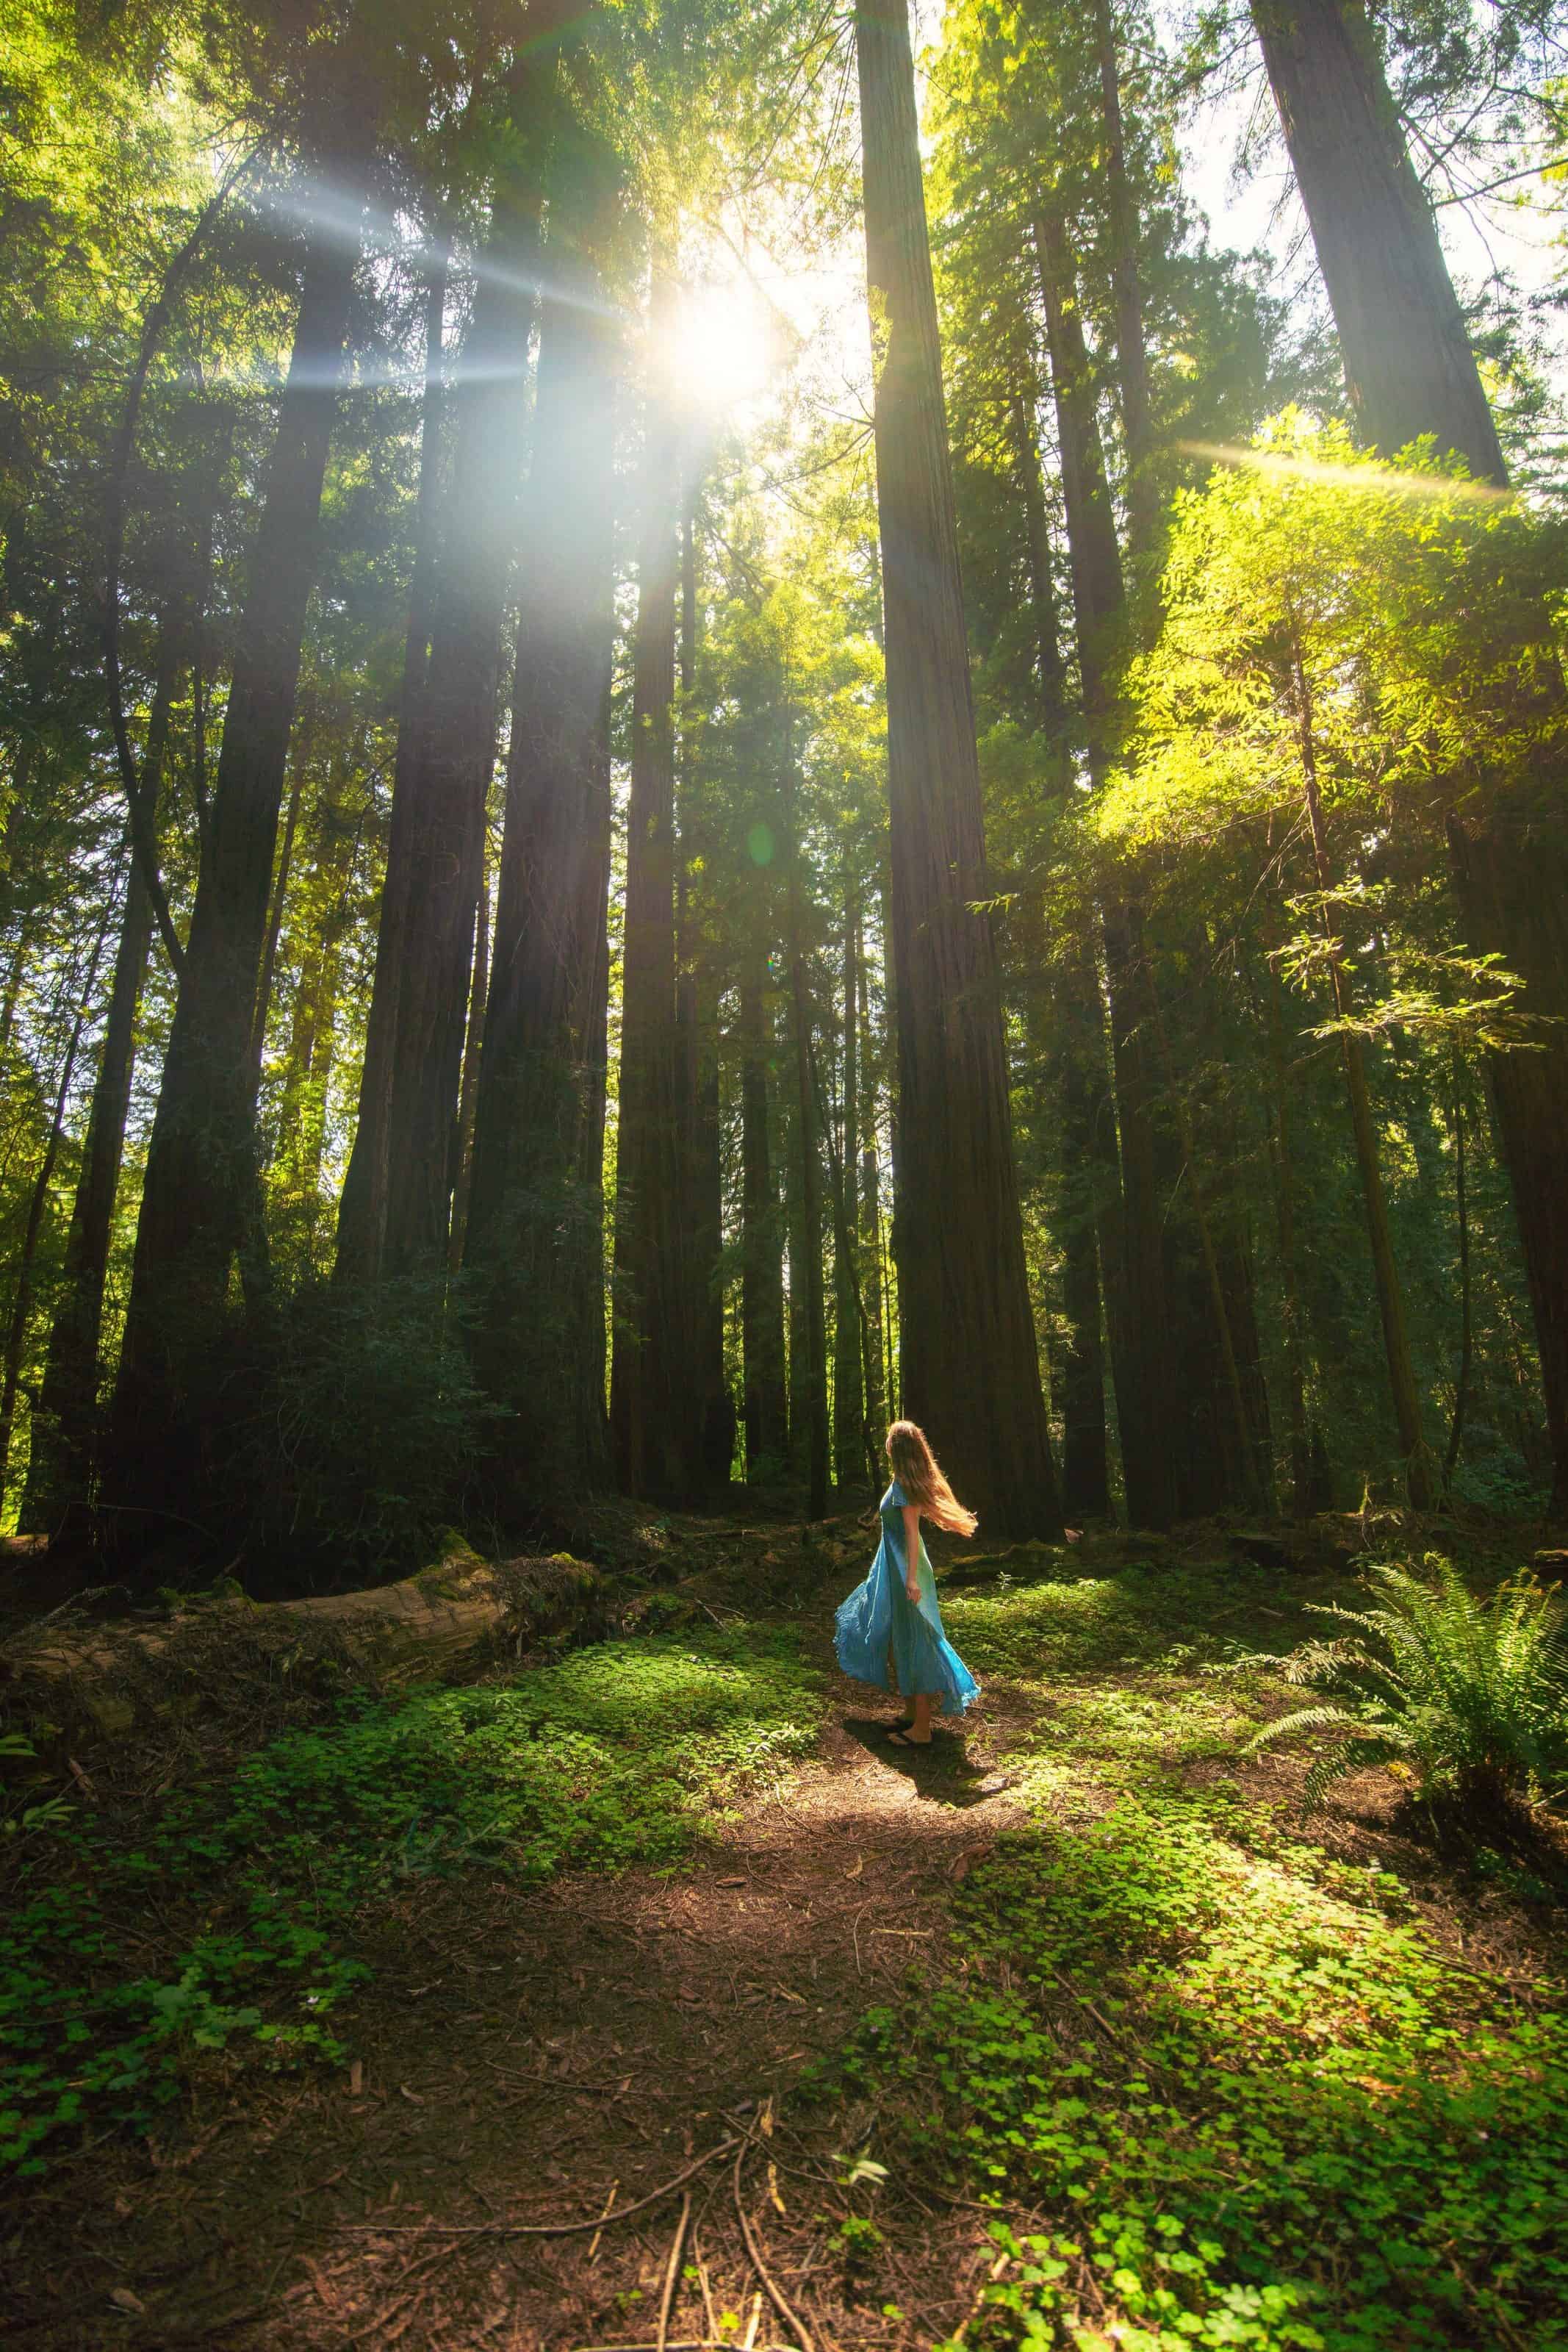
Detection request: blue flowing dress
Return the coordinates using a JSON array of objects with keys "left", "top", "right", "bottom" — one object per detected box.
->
[{"left": 834, "top": 1479, "right": 980, "bottom": 1716}]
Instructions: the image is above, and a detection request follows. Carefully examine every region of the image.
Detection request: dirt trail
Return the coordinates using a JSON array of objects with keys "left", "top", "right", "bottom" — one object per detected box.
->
[{"left": 4, "top": 1610, "right": 1035, "bottom": 2352}]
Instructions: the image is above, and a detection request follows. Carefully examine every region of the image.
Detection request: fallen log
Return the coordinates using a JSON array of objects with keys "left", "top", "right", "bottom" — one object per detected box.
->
[{"left": 0, "top": 1549, "right": 603, "bottom": 1738}]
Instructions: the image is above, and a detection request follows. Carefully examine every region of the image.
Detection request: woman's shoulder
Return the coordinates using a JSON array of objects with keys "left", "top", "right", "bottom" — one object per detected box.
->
[{"left": 882, "top": 1478, "right": 909, "bottom": 1510}]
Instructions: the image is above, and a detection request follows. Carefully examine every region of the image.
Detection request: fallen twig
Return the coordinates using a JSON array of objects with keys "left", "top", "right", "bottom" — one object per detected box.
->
[
  {"left": 733, "top": 2140, "right": 816, "bottom": 2352},
  {"left": 692, "top": 2232, "right": 720, "bottom": 2344},
  {"left": 345, "top": 2140, "right": 736, "bottom": 2238},
  {"left": 656, "top": 2191, "right": 692, "bottom": 2352},
  {"left": 1049, "top": 1965, "right": 1126, "bottom": 2048},
  {"left": 851, "top": 1897, "right": 874, "bottom": 1980},
  {"left": 589, "top": 2178, "right": 619, "bottom": 2262}
]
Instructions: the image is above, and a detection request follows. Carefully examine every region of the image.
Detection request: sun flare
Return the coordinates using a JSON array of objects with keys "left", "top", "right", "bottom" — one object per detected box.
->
[{"left": 662, "top": 282, "right": 777, "bottom": 410}]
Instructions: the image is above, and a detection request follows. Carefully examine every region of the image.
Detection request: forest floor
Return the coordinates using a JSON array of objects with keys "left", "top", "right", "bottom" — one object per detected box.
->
[{"left": 4, "top": 1507, "right": 1567, "bottom": 2352}]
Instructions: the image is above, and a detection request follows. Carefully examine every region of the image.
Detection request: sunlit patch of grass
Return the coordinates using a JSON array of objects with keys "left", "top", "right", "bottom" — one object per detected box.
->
[
  {"left": 816, "top": 1560, "right": 1568, "bottom": 2351},
  {"left": 1035, "top": 1679, "right": 1272, "bottom": 1793},
  {"left": 941, "top": 1564, "right": 1301, "bottom": 1687}
]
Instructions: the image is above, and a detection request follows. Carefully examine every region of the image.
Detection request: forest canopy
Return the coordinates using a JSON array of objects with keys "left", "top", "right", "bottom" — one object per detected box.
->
[{"left": 1, "top": 0, "right": 1567, "bottom": 1592}]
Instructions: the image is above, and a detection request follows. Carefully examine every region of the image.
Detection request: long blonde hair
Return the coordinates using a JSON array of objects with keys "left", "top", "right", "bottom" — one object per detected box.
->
[{"left": 885, "top": 1419, "right": 978, "bottom": 1538}]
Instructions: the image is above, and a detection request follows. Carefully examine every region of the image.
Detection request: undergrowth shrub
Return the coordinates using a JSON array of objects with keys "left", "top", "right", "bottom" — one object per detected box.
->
[
  {"left": 1250, "top": 1553, "right": 1568, "bottom": 1813},
  {"left": 223, "top": 1273, "right": 505, "bottom": 1593},
  {"left": 0, "top": 1627, "right": 818, "bottom": 2174}
]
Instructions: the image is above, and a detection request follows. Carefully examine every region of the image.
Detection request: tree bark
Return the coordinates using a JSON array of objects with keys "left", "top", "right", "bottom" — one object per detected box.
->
[
  {"left": 463, "top": 165, "right": 617, "bottom": 1499},
  {"left": 1093, "top": 0, "right": 1159, "bottom": 553},
  {"left": 268, "top": 755, "right": 361, "bottom": 1268},
  {"left": 833, "top": 884, "right": 867, "bottom": 1489},
  {"left": 112, "top": 201, "right": 362, "bottom": 1516},
  {"left": 1011, "top": 395, "right": 1068, "bottom": 729},
  {"left": 1148, "top": 984, "right": 1268, "bottom": 1513},
  {"left": 1032, "top": 206, "right": 1124, "bottom": 751},
  {"left": 1054, "top": 969, "right": 1113, "bottom": 1519},
  {"left": 785, "top": 745, "right": 830, "bottom": 1521},
  {"left": 447, "top": 831, "right": 489, "bottom": 1276},
  {"left": 673, "top": 505, "right": 732, "bottom": 1492},
  {"left": 1443, "top": 1056, "right": 1472, "bottom": 1489},
  {"left": 1251, "top": 0, "right": 1508, "bottom": 481},
  {"left": 857, "top": 0, "right": 1061, "bottom": 1538},
  {"left": 1034, "top": 201, "right": 1175, "bottom": 1527},
  {"left": 609, "top": 280, "right": 695, "bottom": 1499},
  {"left": 24, "top": 648, "right": 175, "bottom": 1521},
  {"left": 336, "top": 242, "right": 449, "bottom": 1284},
  {"left": 1263, "top": 958, "right": 1315, "bottom": 1516},
  {"left": 1298, "top": 661, "right": 1435, "bottom": 1505},
  {"left": 1444, "top": 811, "right": 1568, "bottom": 1515},
  {"left": 1013, "top": 354, "right": 1110, "bottom": 1517},
  {"left": 251, "top": 756, "right": 304, "bottom": 1071},
  {"left": 1, "top": 897, "right": 115, "bottom": 1500},
  {"left": 857, "top": 902, "right": 888, "bottom": 1471},
  {"left": 740, "top": 950, "right": 788, "bottom": 1477},
  {"left": 372, "top": 171, "right": 544, "bottom": 1283}
]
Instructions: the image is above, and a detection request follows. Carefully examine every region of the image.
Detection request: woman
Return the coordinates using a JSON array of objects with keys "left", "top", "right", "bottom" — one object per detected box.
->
[{"left": 834, "top": 1419, "right": 980, "bottom": 1746}]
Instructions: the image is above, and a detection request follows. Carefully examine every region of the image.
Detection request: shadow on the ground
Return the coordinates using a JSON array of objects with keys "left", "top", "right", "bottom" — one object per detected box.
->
[{"left": 839, "top": 1712, "right": 1014, "bottom": 1804}]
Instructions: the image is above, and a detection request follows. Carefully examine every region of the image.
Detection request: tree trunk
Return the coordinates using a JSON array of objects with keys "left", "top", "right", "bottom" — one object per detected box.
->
[
  {"left": 1, "top": 898, "right": 115, "bottom": 1500},
  {"left": 1013, "top": 356, "right": 1110, "bottom": 1517},
  {"left": 1264, "top": 960, "right": 1315, "bottom": 1516},
  {"left": 447, "top": 831, "right": 489, "bottom": 1276},
  {"left": 336, "top": 242, "right": 449, "bottom": 1284},
  {"left": 1444, "top": 1055, "right": 1472, "bottom": 1489},
  {"left": 833, "top": 885, "right": 866, "bottom": 1489},
  {"left": 609, "top": 280, "right": 694, "bottom": 1499},
  {"left": 1032, "top": 205, "right": 1124, "bottom": 750},
  {"left": 1251, "top": 0, "right": 1507, "bottom": 481},
  {"left": 1093, "top": 0, "right": 1159, "bottom": 553},
  {"left": 1101, "top": 906, "right": 1179, "bottom": 1527},
  {"left": 1147, "top": 981, "right": 1270, "bottom": 1513},
  {"left": 785, "top": 748, "right": 830, "bottom": 1521},
  {"left": 1444, "top": 812, "right": 1568, "bottom": 1514},
  {"left": 250, "top": 756, "right": 304, "bottom": 1072},
  {"left": 1035, "top": 201, "right": 1175, "bottom": 1527},
  {"left": 1054, "top": 967, "right": 1113, "bottom": 1519},
  {"left": 673, "top": 504, "right": 732, "bottom": 1493},
  {"left": 857, "top": 902, "right": 888, "bottom": 1469},
  {"left": 1298, "top": 664, "right": 1434, "bottom": 1505},
  {"left": 373, "top": 172, "right": 544, "bottom": 1283},
  {"left": 24, "top": 648, "right": 175, "bottom": 1524},
  {"left": 112, "top": 203, "right": 362, "bottom": 1517},
  {"left": 689, "top": 967, "right": 731, "bottom": 1488},
  {"left": 1011, "top": 395, "right": 1068, "bottom": 728},
  {"left": 739, "top": 952, "right": 788, "bottom": 1477},
  {"left": 856, "top": 0, "right": 1061, "bottom": 1538},
  {"left": 463, "top": 166, "right": 617, "bottom": 1500}
]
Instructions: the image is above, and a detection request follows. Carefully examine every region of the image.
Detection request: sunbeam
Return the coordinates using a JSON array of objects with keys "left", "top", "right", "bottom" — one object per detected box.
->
[{"left": 1178, "top": 438, "right": 1511, "bottom": 501}]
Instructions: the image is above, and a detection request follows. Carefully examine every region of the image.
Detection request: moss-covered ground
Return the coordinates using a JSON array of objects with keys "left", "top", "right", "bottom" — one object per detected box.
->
[{"left": 2, "top": 1513, "right": 1564, "bottom": 2349}]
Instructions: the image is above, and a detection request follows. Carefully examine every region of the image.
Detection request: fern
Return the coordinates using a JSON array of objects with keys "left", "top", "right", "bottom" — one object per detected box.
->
[{"left": 1250, "top": 1555, "right": 1568, "bottom": 1815}]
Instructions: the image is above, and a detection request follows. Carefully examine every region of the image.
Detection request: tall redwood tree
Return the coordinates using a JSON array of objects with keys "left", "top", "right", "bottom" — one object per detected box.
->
[
  {"left": 463, "top": 132, "right": 620, "bottom": 1499},
  {"left": 112, "top": 164, "right": 366, "bottom": 1515},
  {"left": 855, "top": 0, "right": 1061, "bottom": 1538},
  {"left": 1253, "top": 0, "right": 1568, "bottom": 1510}
]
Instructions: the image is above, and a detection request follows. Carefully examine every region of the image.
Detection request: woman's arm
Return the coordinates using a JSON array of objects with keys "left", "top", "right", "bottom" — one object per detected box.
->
[{"left": 901, "top": 1503, "right": 921, "bottom": 1600}]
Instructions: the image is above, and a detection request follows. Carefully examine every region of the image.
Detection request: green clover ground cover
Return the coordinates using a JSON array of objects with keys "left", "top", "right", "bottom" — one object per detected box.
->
[
  {"left": 1, "top": 1627, "right": 819, "bottom": 2175},
  {"left": 816, "top": 1559, "right": 1568, "bottom": 2352}
]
